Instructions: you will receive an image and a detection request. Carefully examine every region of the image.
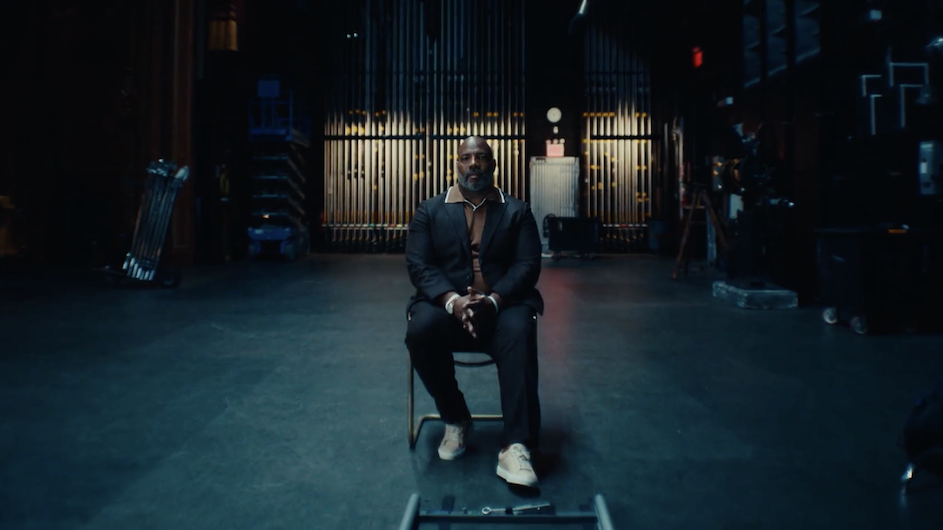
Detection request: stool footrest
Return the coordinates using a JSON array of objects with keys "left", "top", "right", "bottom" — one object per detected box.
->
[{"left": 408, "top": 353, "right": 503, "bottom": 449}]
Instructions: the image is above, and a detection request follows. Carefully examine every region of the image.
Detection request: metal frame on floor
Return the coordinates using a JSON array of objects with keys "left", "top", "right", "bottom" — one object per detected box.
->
[
  {"left": 901, "top": 448, "right": 943, "bottom": 494},
  {"left": 408, "top": 352, "right": 504, "bottom": 448},
  {"left": 396, "top": 493, "right": 615, "bottom": 529}
]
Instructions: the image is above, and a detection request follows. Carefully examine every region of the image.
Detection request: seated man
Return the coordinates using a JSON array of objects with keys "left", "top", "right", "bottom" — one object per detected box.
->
[{"left": 405, "top": 135, "right": 544, "bottom": 488}]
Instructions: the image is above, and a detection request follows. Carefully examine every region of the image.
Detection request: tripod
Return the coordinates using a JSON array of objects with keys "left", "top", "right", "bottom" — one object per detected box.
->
[{"left": 673, "top": 184, "right": 728, "bottom": 279}]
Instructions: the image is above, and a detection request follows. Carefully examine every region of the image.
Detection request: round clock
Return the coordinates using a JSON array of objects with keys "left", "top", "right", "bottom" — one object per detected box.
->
[{"left": 546, "top": 107, "right": 562, "bottom": 124}]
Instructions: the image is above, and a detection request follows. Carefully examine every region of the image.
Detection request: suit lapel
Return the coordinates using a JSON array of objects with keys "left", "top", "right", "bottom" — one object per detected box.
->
[
  {"left": 445, "top": 202, "right": 471, "bottom": 257},
  {"left": 479, "top": 199, "right": 507, "bottom": 258}
]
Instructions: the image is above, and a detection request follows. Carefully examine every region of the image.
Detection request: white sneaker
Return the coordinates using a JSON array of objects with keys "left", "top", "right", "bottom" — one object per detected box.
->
[
  {"left": 438, "top": 422, "right": 472, "bottom": 460},
  {"left": 497, "top": 443, "right": 539, "bottom": 488}
]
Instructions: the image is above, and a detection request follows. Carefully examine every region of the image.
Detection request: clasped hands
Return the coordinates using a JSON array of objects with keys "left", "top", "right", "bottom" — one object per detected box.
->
[{"left": 452, "top": 287, "right": 495, "bottom": 339}]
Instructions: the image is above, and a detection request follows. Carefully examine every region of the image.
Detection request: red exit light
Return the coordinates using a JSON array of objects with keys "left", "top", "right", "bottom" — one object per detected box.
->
[{"left": 693, "top": 46, "right": 703, "bottom": 68}]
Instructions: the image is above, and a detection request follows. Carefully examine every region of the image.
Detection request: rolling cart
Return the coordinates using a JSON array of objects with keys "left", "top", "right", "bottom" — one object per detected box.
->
[
  {"left": 99, "top": 160, "right": 188, "bottom": 288},
  {"left": 246, "top": 77, "right": 311, "bottom": 260}
]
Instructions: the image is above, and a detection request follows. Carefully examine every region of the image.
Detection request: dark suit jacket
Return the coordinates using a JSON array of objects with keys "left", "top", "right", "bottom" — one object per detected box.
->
[{"left": 405, "top": 188, "right": 544, "bottom": 316}]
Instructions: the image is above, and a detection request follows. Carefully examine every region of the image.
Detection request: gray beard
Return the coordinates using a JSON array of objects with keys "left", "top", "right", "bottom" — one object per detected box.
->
[{"left": 458, "top": 171, "right": 493, "bottom": 193}]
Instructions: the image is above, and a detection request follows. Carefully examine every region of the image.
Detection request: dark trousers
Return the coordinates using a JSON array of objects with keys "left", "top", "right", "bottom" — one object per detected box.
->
[{"left": 405, "top": 300, "right": 541, "bottom": 449}]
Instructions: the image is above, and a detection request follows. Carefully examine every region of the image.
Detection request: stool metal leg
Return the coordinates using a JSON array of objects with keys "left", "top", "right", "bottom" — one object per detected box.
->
[
  {"left": 408, "top": 357, "right": 416, "bottom": 448},
  {"left": 408, "top": 351, "right": 505, "bottom": 450}
]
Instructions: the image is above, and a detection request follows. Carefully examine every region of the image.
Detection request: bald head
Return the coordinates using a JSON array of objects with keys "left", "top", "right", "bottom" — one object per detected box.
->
[
  {"left": 456, "top": 136, "right": 496, "bottom": 194},
  {"left": 459, "top": 136, "right": 493, "bottom": 157}
]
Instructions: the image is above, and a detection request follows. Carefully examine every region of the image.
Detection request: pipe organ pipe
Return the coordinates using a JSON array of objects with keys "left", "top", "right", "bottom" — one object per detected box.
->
[
  {"left": 593, "top": 25, "right": 599, "bottom": 223},
  {"left": 324, "top": 0, "right": 529, "bottom": 251},
  {"left": 633, "top": 0, "right": 640, "bottom": 229},
  {"left": 631, "top": 0, "right": 638, "bottom": 229},
  {"left": 626, "top": 30, "right": 632, "bottom": 233},
  {"left": 367, "top": 1, "right": 374, "bottom": 232},
  {"left": 613, "top": 12, "right": 620, "bottom": 233},
  {"left": 640, "top": 0, "right": 648, "bottom": 227},
  {"left": 611, "top": 27, "right": 617, "bottom": 233},
  {"left": 399, "top": 0, "right": 406, "bottom": 227},
  {"left": 646, "top": 0, "right": 653, "bottom": 226},
  {"left": 405, "top": 0, "right": 411, "bottom": 229},
  {"left": 586, "top": 28, "right": 601, "bottom": 220}
]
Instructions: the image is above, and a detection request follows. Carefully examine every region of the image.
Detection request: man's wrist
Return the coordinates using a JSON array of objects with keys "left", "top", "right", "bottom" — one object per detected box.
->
[
  {"left": 486, "top": 295, "right": 499, "bottom": 313},
  {"left": 444, "top": 293, "right": 461, "bottom": 314},
  {"left": 437, "top": 291, "right": 459, "bottom": 306}
]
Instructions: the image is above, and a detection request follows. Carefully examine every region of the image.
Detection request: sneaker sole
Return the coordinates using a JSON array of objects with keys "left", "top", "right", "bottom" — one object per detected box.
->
[
  {"left": 438, "top": 445, "right": 466, "bottom": 460},
  {"left": 496, "top": 465, "right": 539, "bottom": 488},
  {"left": 438, "top": 423, "right": 472, "bottom": 461}
]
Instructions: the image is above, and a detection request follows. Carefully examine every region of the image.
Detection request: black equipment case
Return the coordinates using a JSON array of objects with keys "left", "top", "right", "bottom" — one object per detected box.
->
[
  {"left": 814, "top": 226, "right": 941, "bottom": 334},
  {"left": 544, "top": 216, "right": 599, "bottom": 259}
]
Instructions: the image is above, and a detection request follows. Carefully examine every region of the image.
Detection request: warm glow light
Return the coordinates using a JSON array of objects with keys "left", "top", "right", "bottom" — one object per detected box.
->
[{"left": 693, "top": 46, "right": 703, "bottom": 68}]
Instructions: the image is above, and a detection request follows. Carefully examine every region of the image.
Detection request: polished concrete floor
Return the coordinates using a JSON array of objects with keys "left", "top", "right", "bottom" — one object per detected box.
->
[{"left": 2, "top": 254, "right": 942, "bottom": 530}]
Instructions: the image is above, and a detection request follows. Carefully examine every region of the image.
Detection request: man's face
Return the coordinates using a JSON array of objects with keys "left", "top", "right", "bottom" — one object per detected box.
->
[{"left": 456, "top": 141, "right": 495, "bottom": 193}]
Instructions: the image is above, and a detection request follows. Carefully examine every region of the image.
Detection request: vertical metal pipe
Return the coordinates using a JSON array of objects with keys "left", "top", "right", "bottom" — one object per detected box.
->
[
  {"left": 325, "top": 39, "right": 331, "bottom": 246},
  {"left": 593, "top": 25, "right": 599, "bottom": 224},
  {"left": 643, "top": 2, "right": 658, "bottom": 224},
  {"left": 600, "top": 25, "right": 607, "bottom": 229},
  {"left": 589, "top": 24, "right": 595, "bottom": 224},
  {"left": 453, "top": 0, "right": 458, "bottom": 194},
  {"left": 616, "top": 22, "right": 622, "bottom": 241},
  {"left": 354, "top": 3, "right": 360, "bottom": 237},
  {"left": 367, "top": 9, "right": 373, "bottom": 238},
  {"left": 439, "top": 0, "right": 445, "bottom": 198},
  {"left": 374, "top": 5, "right": 379, "bottom": 235},
  {"left": 635, "top": 0, "right": 641, "bottom": 232},
  {"left": 597, "top": 25, "right": 603, "bottom": 228},
  {"left": 400, "top": 0, "right": 407, "bottom": 228},
  {"left": 631, "top": 0, "right": 644, "bottom": 225},
  {"left": 515, "top": 0, "right": 521, "bottom": 198},
  {"left": 394, "top": 0, "right": 400, "bottom": 232},
  {"left": 585, "top": 28, "right": 592, "bottom": 221},
  {"left": 367, "top": 2, "right": 375, "bottom": 233},
  {"left": 517, "top": 0, "right": 523, "bottom": 199},
  {"left": 599, "top": 25, "right": 617, "bottom": 229},
  {"left": 620, "top": 27, "right": 627, "bottom": 231},
  {"left": 345, "top": 3, "right": 353, "bottom": 246},
  {"left": 579, "top": 30, "right": 592, "bottom": 217},
  {"left": 383, "top": 1, "right": 390, "bottom": 234},
  {"left": 357, "top": 19, "right": 364, "bottom": 236},
  {"left": 405, "top": 0, "right": 410, "bottom": 229},
  {"left": 489, "top": 8, "right": 494, "bottom": 141},
  {"left": 499, "top": 2, "right": 508, "bottom": 197},
  {"left": 502, "top": 0, "right": 507, "bottom": 192},
  {"left": 437, "top": 0, "right": 443, "bottom": 198},
  {"left": 628, "top": 18, "right": 633, "bottom": 230},
  {"left": 643, "top": 0, "right": 651, "bottom": 226},
  {"left": 443, "top": 0, "right": 448, "bottom": 197},
  {"left": 342, "top": 86, "right": 349, "bottom": 233},
  {"left": 338, "top": 21, "right": 343, "bottom": 240},
  {"left": 423, "top": 2, "right": 430, "bottom": 206},
  {"left": 358, "top": 20, "right": 364, "bottom": 240},
  {"left": 387, "top": 0, "right": 395, "bottom": 231},
  {"left": 430, "top": 12, "right": 436, "bottom": 202},
  {"left": 613, "top": 24, "right": 619, "bottom": 232},
  {"left": 350, "top": 21, "right": 356, "bottom": 237},
  {"left": 408, "top": 0, "right": 414, "bottom": 229},
  {"left": 630, "top": 32, "right": 635, "bottom": 234}
]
